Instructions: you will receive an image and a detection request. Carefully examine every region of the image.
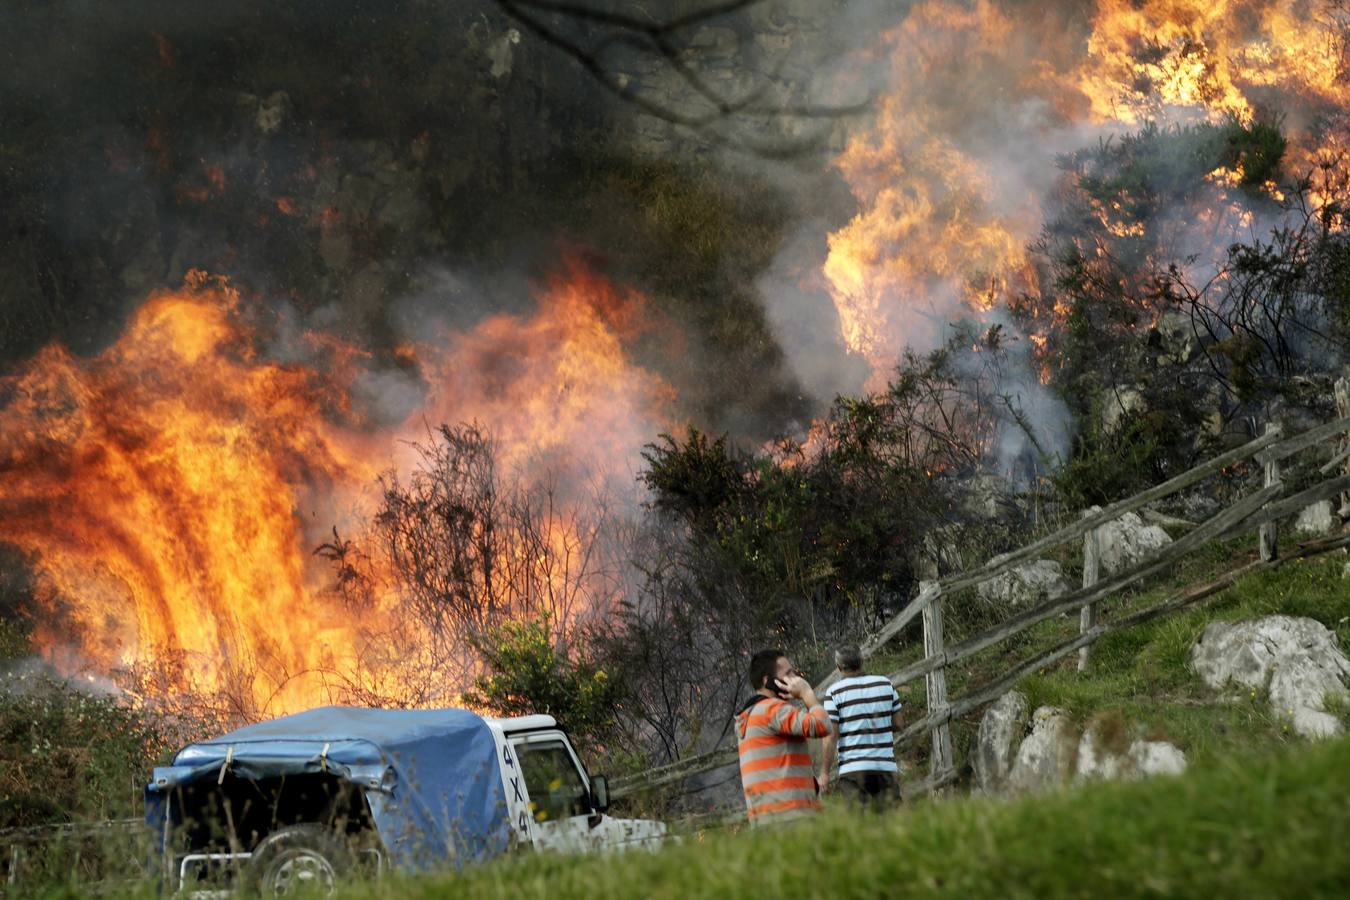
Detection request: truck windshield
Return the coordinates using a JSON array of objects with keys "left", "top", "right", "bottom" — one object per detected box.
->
[{"left": 517, "top": 740, "right": 589, "bottom": 822}]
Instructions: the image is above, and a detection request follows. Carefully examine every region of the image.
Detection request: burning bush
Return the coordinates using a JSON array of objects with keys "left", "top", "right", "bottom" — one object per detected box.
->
[{"left": 1017, "top": 118, "right": 1350, "bottom": 497}]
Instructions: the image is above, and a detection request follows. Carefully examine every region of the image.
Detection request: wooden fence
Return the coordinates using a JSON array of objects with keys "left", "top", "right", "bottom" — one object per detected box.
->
[{"left": 612, "top": 411, "right": 1350, "bottom": 803}]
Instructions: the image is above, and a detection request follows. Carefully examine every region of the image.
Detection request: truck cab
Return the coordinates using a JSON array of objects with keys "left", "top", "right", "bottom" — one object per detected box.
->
[
  {"left": 487, "top": 715, "right": 665, "bottom": 855},
  {"left": 146, "top": 706, "right": 666, "bottom": 895}
]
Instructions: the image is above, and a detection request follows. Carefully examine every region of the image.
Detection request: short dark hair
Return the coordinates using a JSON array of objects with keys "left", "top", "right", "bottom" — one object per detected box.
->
[
  {"left": 835, "top": 644, "right": 863, "bottom": 672},
  {"left": 748, "top": 648, "right": 785, "bottom": 692}
]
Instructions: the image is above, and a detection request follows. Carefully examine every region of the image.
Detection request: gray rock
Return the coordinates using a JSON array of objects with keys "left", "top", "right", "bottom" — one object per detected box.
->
[
  {"left": 1294, "top": 500, "right": 1338, "bottom": 537},
  {"left": 1125, "top": 740, "right": 1187, "bottom": 778},
  {"left": 1153, "top": 311, "right": 1199, "bottom": 364},
  {"left": 962, "top": 473, "right": 1021, "bottom": 522},
  {"left": 1087, "top": 508, "right": 1174, "bottom": 575},
  {"left": 255, "top": 91, "right": 290, "bottom": 134},
  {"left": 977, "top": 560, "right": 1070, "bottom": 608},
  {"left": 1074, "top": 723, "right": 1123, "bottom": 781},
  {"left": 973, "top": 691, "right": 1029, "bottom": 792},
  {"left": 486, "top": 28, "right": 520, "bottom": 79},
  {"left": 1100, "top": 385, "right": 1147, "bottom": 434},
  {"left": 1076, "top": 724, "right": 1187, "bottom": 781},
  {"left": 1292, "top": 708, "right": 1343, "bottom": 740},
  {"left": 1191, "top": 615, "right": 1350, "bottom": 739},
  {"left": 1008, "top": 706, "right": 1074, "bottom": 793}
]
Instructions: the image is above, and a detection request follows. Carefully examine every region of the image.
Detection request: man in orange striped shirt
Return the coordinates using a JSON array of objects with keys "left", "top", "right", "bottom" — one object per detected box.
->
[{"left": 735, "top": 648, "right": 831, "bottom": 826}]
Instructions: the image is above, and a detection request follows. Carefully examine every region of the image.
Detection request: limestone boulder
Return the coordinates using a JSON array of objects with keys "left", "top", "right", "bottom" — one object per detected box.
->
[
  {"left": 1100, "top": 385, "right": 1147, "bottom": 434},
  {"left": 1088, "top": 508, "right": 1174, "bottom": 575},
  {"left": 1076, "top": 723, "right": 1187, "bottom": 781},
  {"left": 973, "top": 691, "right": 1029, "bottom": 793},
  {"left": 1125, "top": 741, "right": 1188, "bottom": 777},
  {"left": 1007, "top": 706, "right": 1074, "bottom": 793},
  {"left": 1190, "top": 615, "right": 1350, "bottom": 739},
  {"left": 1152, "top": 311, "right": 1199, "bottom": 365},
  {"left": 977, "top": 560, "right": 1070, "bottom": 609},
  {"left": 1293, "top": 500, "right": 1338, "bottom": 537}
]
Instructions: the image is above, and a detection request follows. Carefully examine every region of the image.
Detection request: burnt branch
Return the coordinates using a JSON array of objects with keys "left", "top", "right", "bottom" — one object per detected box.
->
[{"left": 492, "top": 0, "right": 872, "bottom": 156}]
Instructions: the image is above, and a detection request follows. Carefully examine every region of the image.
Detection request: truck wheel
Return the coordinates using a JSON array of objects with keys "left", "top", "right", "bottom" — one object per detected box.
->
[{"left": 250, "top": 824, "right": 353, "bottom": 897}]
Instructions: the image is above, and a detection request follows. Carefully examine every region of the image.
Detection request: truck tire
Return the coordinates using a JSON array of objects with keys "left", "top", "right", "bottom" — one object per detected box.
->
[{"left": 249, "top": 823, "right": 353, "bottom": 897}]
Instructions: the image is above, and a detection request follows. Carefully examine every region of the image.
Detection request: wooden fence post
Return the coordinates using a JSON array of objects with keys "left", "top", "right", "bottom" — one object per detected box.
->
[
  {"left": 1078, "top": 510, "right": 1102, "bottom": 672},
  {"left": 921, "top": 580, "right": 953, "bottom": 781},
  {"left": 1336, "top": 374, "right": 1350, "bottom": 518},
  {"left": 1260, "top": 422, "right": 1282, "bottom": 562}
]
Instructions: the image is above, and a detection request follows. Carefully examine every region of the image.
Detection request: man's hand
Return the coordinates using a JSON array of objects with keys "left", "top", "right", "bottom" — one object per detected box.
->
[
  {"left": 774, "top": 673, "right": 819, "bottom": 708},
  {"left": 816, "top": 770, "right": 831, "bottom": 794}
]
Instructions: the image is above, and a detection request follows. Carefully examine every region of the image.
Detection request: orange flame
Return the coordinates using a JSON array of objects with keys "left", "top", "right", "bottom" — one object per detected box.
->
[
  {"left": 825, "top": 0, "right": 1349, "bottom": 387},
  {"left": 0, "top": 260, "right": 672, "bottom": 719},
  {"left": 823, "top": 1, "right": 1054, "bottom": 387}
]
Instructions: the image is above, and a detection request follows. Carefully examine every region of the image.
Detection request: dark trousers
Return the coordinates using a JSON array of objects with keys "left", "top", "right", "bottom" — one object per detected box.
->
[{"left": 837, "top": 770, "right": 902, "bottom": 809}]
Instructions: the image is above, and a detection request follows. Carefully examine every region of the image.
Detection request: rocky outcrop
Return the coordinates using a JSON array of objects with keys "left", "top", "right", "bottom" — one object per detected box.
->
[
  {"left": 961, "top": 473, "right": 1023, "bottom": 523},
  {"left": 1151, "top": 311, "right": 1200, "bottom": 366},
  {"left": 973, "top": 691, "right": 1029, "bottom": 792},
  {"left": 1088, "top": 509, "right": 1174, "bottom": 575},
  {"left": 1075, "top": 721, "right": 1186, "bottom": 781},
  {"left": 976, "top": 696, "right": 1189, "bottom": 794},
  {"left": 976, "top": 560, "right": 1070, "bottom": 608},
  {"left": 1293, "top": 500, "right": 1339, "bottom": 537},
  {"left": 1191, "top": 616, "right": 1350, "bottom": 739},
  {"left": 1007, "top": 706, "right": 1075, "bottom": 793},
  {"left": 1100, "top": 385, "right": 1147, "bottom": 434},
  {"left": 1126, "top": 740, "right": 1188, "bottom": 777}
]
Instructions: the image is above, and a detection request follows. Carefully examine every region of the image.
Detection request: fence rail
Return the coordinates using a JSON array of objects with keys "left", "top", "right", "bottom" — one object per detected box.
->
[{"left": 612, "top": 412, "right": 1350, "bottom": 802}]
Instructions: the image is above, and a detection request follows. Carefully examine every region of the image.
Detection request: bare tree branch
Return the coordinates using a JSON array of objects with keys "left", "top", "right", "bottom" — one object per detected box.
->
[{"left": 492, "top": 0, "right": 873, "bottom": 156}]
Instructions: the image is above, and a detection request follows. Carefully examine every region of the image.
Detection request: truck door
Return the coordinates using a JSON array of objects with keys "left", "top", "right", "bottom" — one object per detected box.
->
[{"left": 507, "top": 732, "right": 597, "bottom": 854}]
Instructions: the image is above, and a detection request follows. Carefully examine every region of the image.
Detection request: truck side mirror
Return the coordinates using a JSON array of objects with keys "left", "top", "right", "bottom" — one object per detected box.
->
[{"left": 590, "top": 774, "right": 611, "bottom": 814}]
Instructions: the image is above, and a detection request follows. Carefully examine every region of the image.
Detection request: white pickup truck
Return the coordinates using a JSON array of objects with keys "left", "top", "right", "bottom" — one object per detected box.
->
[{"left": 145, "top": 706, "right": 667, "bottom": 894}]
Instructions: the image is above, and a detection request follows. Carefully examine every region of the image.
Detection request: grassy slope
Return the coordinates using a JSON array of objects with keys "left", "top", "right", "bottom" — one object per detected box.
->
[
  {"left": 327, "top": 547, "right": 1350, "bottom": 900},
  {"left": 26, "top": 545, "right": 1350, "bottom": 897},
  {"left": 870, "top": 540, "right": 1350, "bottom": 777},
  {"left": 341, "top": 735, "right": 1350, "bottom": 900}
]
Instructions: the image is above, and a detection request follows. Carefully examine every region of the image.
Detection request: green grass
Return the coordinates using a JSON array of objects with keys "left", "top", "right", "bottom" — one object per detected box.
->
[
  {"left": 18, "top": 546, "right": 1350, "bottom": 897},
  {"left": 1014, "top": 550, "right": 1350, "bottom": 760},
  {"left": 867, "top": 540, "right": 1350, "bottom": 777},
  {"left": 319, "top": 735, "right": 1350, "bottom": 900},
  {"left": 28, "top": 736, "right": 1350, "bottom": 899}
]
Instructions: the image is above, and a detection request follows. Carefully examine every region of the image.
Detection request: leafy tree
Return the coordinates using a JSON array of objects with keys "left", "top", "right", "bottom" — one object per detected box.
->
[{"left": 464, "top": 615, "right": 622, "bottom": 756}]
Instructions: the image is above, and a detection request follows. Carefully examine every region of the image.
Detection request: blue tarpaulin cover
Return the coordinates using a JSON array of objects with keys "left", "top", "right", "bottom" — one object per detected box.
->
[{"left": 145, "top": 706, "right": 512, "bottom": 871}]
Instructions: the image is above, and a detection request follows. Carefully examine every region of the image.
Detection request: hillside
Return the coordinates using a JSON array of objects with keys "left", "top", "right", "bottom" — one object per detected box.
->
[
  {"left": 5, "top": 2, "right": 1350, "bottom": 896},
  {"left": 328, "top": 551, "right": 1350, "bottom": 899},
  {"left": 334, "top": 735, "right": 1350, "bottom": 899},
  {"left": 13, "top": 547, "right": 1350, "bottom": 896},
  {"left": 874, "top": 539, "right": 1350, "bottom": 784}
]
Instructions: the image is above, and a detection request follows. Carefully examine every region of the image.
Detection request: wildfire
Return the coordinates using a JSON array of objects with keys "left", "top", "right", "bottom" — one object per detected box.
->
[
  {"left": 822, "top": 0, "right": 1058, "bottom": 388},
  {"left": 0, "top": 260, "right": 671, "bottom": 719},
  {"left": 824, "top": 0, "right": 1349, "bottom": 388},
  {"left": 415, "top": 256, "right": 676, "bottom": 481},
  {"left": 1081, "top": 0, "right": 1350, "bottom": 129}
]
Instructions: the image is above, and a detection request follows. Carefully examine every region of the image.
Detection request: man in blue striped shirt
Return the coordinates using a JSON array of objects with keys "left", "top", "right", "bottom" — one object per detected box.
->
[{"left": 819, "top": 644, "right": 903, "bottom": 807}]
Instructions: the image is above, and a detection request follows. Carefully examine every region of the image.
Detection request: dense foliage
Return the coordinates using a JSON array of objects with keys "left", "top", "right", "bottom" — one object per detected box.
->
[
  {"left": 0, "top": 622, "right": 182, "bottom": 828},
  {"left": 464, "top": 616, "right": 622, "bottom": 757}
]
